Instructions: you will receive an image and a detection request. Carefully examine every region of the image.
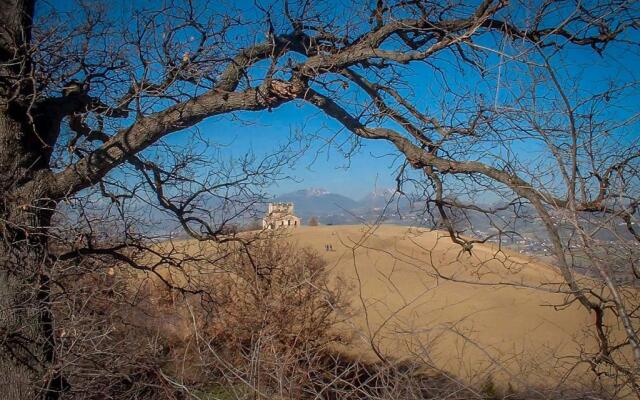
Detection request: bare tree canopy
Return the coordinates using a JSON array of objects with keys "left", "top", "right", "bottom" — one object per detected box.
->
[{"left": 1, "top": 0, "right": 639, "bottom": 398}]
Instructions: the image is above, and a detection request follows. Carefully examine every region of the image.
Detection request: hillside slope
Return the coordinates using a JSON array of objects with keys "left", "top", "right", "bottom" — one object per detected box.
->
[{"left": 286, "top": 225, "right": 625, "bottom": 389}]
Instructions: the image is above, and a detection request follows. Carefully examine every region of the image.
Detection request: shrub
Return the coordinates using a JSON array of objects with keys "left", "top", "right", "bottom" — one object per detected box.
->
[{"left": 191, "top": 239, "right": 350, "bottom": 397}]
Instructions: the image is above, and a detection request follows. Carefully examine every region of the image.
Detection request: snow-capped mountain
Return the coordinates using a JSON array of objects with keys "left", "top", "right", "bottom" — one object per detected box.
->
[
  {"left": 272, "top": 187, "right": 419, "bottom": 224},
  {"left": 305, "top": 187, "right": 331, "bottom": 196},
  {"left": 274, "top": 188, "right": 360, "bottom": 221},
  {"left": 358, "top": 188, "right": 398, "bottom": 210}
]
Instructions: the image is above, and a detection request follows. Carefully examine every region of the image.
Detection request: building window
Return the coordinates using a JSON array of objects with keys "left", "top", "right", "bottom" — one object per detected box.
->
[{"left": 288, "top": 220, "right": 291, "bottom": 226}]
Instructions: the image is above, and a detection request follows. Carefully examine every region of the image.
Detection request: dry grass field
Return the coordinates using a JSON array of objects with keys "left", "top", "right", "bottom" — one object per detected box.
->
[
  {"left": 138, "top": 224, "right": 634, "bottom": 395},
  {"left": 284, "top": 225, "right": 629, "bottom": 390}
]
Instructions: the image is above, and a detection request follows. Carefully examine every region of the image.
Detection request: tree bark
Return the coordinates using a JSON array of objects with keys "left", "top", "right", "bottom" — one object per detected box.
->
[
  {"left": 0, "top": 114, "right": 65, "bottom": 399},
  {"left": 0, "top": 1, "right": 68, "bottom": 398},
  {"left": 0, "top": 115, "right": 66, "bottom": 399}
]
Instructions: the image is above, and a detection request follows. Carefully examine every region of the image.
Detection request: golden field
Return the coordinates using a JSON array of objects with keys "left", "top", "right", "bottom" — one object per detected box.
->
[
  {"left": 284, "top": 225, "right": 628, "bottom": 389},
  {"left": 142, "top": 224, "right": 635, "bottom": 392}
]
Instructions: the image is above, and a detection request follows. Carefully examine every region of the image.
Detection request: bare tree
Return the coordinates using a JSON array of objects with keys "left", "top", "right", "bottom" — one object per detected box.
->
[{"left": 1, "top": 0, "right": 638, "bottom": 398}]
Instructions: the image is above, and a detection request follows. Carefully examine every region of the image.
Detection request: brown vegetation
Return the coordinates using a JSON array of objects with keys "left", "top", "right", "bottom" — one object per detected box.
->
[{"left": 44, "top": 239, "right": 352, "bottom": 398}]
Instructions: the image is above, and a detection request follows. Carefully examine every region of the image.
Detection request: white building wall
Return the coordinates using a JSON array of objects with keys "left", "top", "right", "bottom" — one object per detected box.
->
[{"left": 262, "top": 203, "right": 301, "bottom": 229}]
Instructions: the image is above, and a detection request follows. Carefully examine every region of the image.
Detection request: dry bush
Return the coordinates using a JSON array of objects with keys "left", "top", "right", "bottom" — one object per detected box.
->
[
  {"left": 188, "top": 239, "right": 352, "bottom": 398},
  {"left": 50, "top": 254, "right": 188, "bottom": 399},
  {"left": 48, "top": 238, "right": 351, "bottom": 398}
]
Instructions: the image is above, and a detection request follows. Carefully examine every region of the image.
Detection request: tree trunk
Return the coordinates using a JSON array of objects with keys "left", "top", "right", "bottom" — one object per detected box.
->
[
  {"left": 0, "top": 129, "right": 65, "bottom": 398},
  {"left": 0, "top": 2, "right": 66, "bottom": 397}
]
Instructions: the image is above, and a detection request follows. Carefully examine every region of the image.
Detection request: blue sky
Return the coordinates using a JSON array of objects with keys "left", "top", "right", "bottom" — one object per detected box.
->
[
  {"left": 186, "top": 102, "right": 404, "bottom": 199},
  {"left": 43, "top": 0, "right": 640, "bottom": 200},
  {"left": 183, "top": 36, "right": 639, "bottom": 201},
  {"left": 42, "top": 0, "right": 402, "bottom": 199}
]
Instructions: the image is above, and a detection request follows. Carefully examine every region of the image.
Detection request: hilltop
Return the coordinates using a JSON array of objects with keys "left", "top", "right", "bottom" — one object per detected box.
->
[{"left": 283, "top": 225, "right": 624, "bottom": 389}]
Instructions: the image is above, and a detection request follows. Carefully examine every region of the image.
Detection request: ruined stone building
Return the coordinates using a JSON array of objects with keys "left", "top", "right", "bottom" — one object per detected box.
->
[{"left": 262, "top": 202, "right": 301, "bottom": 229}]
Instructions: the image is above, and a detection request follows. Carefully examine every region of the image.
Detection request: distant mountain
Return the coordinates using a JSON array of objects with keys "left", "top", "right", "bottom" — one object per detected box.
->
[
  {"left": 274, "top": 188, "right": 360, "bottom": 221},
  {"left": 358, "top": 188, "right": 399, "bottom": 210},
  {"left": 273, "top": 187, "right": 425, "bottom": 225}
]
